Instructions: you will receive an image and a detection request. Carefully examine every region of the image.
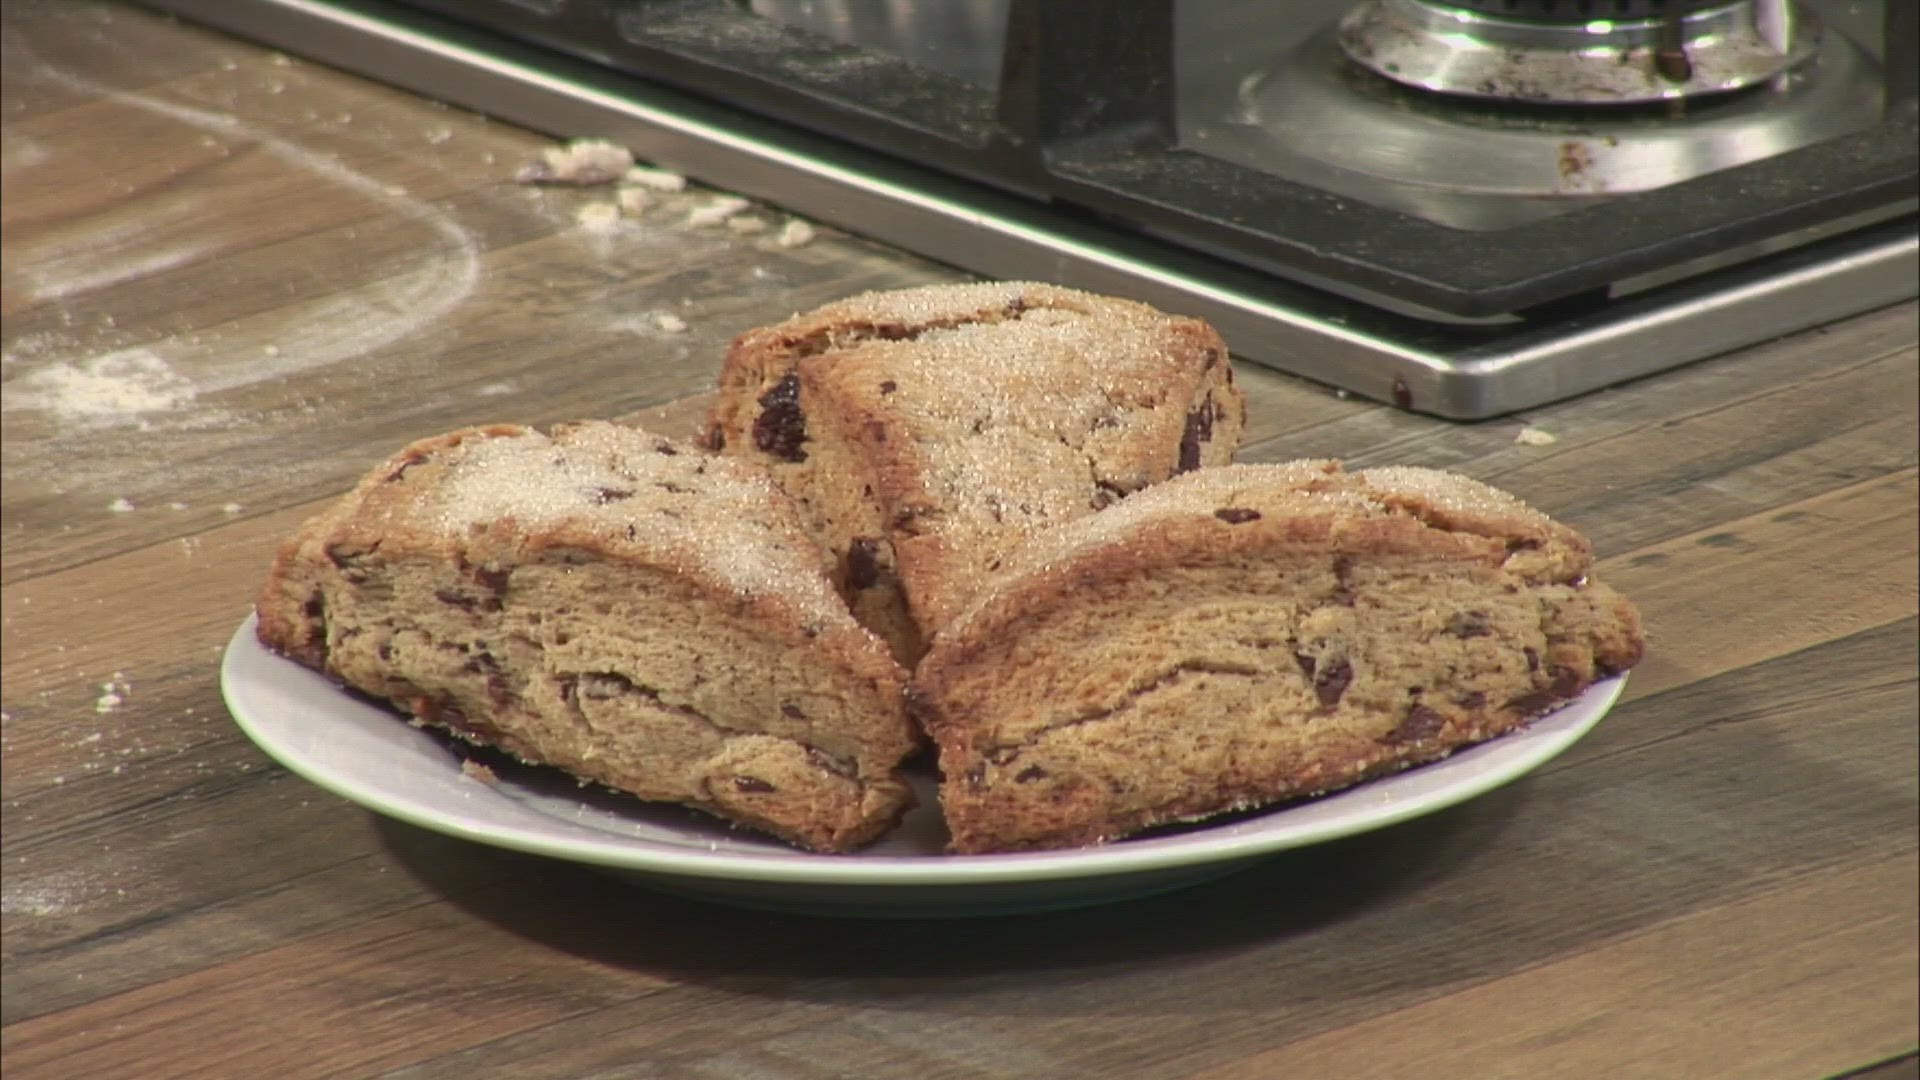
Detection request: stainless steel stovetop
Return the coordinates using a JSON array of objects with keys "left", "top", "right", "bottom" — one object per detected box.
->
[{"left": 143, "top": 0, "right": 1918, "bottom": 417}]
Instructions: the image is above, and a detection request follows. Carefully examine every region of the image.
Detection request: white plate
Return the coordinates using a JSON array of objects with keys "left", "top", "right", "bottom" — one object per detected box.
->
[{"left": 221, "top": 616, "right": 1623, "bottom": 917}]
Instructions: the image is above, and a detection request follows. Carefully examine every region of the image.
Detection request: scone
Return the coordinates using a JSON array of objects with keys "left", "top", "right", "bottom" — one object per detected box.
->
[
  {"left": 913, "top": 461, "right": 1645, "bottom": 853},
  {"left": 704, "top": 281, "right": 1244, "bottom": 662},
  {"left": 254, "top": 421, "right": 918, "bottom": 852}
]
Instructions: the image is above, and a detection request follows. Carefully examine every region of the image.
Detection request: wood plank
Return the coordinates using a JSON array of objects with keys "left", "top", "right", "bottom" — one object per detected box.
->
[
  {"left": 0, "top": 2, "right": 245, "bottom": 122},
  {"left": 1182, "top": 854, "right": 1920, "bottom": 1080},
  {"left": 1240, "top": 314, "right": 1918, "bottom": 559},
  {"left": 1, "top": 896, "right": 672, "bottom": 1080},
  {"left": 1595, "top": 468, "right": 1918, "bottom": 702}
]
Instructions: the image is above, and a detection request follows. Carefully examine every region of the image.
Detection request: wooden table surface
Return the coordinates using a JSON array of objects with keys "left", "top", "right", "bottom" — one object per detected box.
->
[{"left": 4, "top": 4, "right": 1917, "bottom": 1078}]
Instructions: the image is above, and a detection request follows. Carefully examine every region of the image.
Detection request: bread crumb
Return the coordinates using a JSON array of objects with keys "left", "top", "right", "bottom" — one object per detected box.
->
[
  {"left": 687, "top": 196, "right": 750, "bottom": 227},
  {"left": 574, "top": 202, "right": 622, "bottom": 232},
  {"left": 622, "top": 165, "right": 687, "bottom": 192},
  {"left": 654, "top": 312, "right": 689, "bottom": 334},
  {"left": 222, "top": 502, "right": 244, "bottom": 514},
  {"left": 1514, "top": 425, "right": 1559, "bottom": 446},
  {"left": 516, "top": 139, "right": 634, "bottom": 186},
  {"left": 460, "top": 759, "right": 498, "bottom": 784},
  {"left": 168, "top": 502, "right": 188, "bottom": 511},
  {"left": 727, "top": 215, "right": 768, "bottom": 235},
  {"left": 774, "top": 218, "right": 816, "bottom": 248},
  {"left": 616, "top": 187, "right": 653, "bottom": 216},
  {"left": 108, "top": 497, "right": 136, "bottom": 513}
]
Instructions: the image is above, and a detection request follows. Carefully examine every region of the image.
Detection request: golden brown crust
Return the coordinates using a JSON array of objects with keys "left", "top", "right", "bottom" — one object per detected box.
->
[
  {"left": 915, "top": 462, "right": 1644, "bottom": 853},
  {"left": 253, "top": 421, "right": 917, "bottom": 853},
  {"left": 704, "top": 281, "right": 1245, "bottom": 655}
]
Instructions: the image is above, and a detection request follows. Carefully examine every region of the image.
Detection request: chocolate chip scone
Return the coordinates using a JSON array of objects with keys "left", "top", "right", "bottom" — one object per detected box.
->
[
  {"left": 254, "top": 421, "right": 917, "bottom": 852},
  {"left": 704, "top": 281, "right": 1244, "bottom": 662},
  {"left": 914, "top": 461, "right": 1644, "bottom": 854}
]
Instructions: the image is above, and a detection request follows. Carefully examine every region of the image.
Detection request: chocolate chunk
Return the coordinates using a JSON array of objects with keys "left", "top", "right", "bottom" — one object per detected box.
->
[
  {"left": 1177, "top": 398, "right": 1216, "bottom": 473},
  {"left": 1214, "top": 507, "right": 1261, "bottom": 524},
  {"left": 878, "top": 380, "right": 897, "bottom": 395},
  {"left": 1386, "top": 704, "right": 1446, "bottom": 744},
  {"left": 1314, "top": 657, "right": 1353, "bottom": 709},
  {"left": 1447, "top": 610, "right": 1493, "bottom": 638},
  {"left": 1524, "top": 647, "right": 1542, "bottom": 673},
  {"left": 1293, "top": 650, "right": 1317, "bottom": 679},
  {"left": 845, "top": 537, "right": 882, "bottom": 590},
  {"left": 1330, "top": 555, "right": 1357, "bottom": 607},
  {"left": 468, "top": 567, "right": 510, "bottom": 611},
  {"left": 752, "top": 373, "right": 808, "bottom": 461},
  {"left": 780, "top": 703, "right": 806, "bottom": 720},
  {"left": 589, "top": 487, "right": 634, "bottom": 504},
  {"left": 1090, "top": 480, "right": 1130, "bottom": 511},
  {"left": 1455, "top": 690, "right": 1488, "bottom": 710},
  {"left": 1503, "top": 690, "right": 1559, "bottom": 715},
  {"left": 732, "top": 776, "right": 776, "bottom": 794},
  {"left": 434, "top": 588, "right": 479, "bottom": 611},
  {"left": 1547, "top": 665, "right": 1584, "bottom": 697},
  {"left": 653, "top": 440, "right": 680, "bottom": 455},
  {"left": 1014, "top": 766, "right": 1049, "bottom": 783},
  {"left": 1391, "top": 376, "right": 1412, "bottom": 409}
]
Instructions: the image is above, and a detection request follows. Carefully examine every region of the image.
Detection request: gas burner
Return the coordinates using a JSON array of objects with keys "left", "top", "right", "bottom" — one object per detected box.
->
[
  {"left": 1204, "top": 11, "right": 1879, "bottom": 231},
  {"left": 1340, "top": 0, "right": 1822, "bottom": 105}
]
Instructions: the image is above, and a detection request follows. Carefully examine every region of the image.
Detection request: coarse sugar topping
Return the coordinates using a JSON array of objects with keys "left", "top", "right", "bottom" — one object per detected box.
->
[{"left": 425, "top": 422, "right": 845, "bottom": 620}]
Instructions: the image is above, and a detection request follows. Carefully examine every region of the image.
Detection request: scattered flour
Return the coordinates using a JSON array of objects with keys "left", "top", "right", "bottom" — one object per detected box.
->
[
  {"left": 107, "top": 497, "right": 136, "bottom": 513},
  {"left": 4, "top": 40, "right": 482, "bottom": 443},
  {"left": 574, "top": 202, "right": 623, "bottom": 232},
  {"left": 1515, "top": 425, "right": 1559, "bottom": 446},
  {"left": 3, "top": 349, "right": 197, "bottom": 425},
  {"left": 2, "top": 872, "right": 97, "bottom": 917},
  {"left": 654, "top": 312, "right": 688, "bottom": 334}
]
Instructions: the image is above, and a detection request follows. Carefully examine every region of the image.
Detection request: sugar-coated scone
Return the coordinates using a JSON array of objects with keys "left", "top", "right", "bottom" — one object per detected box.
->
[
  {"left": 914, "top": 461, "right": 1645, "bottom": 854},
  {"left": 254, "top": 421, "right": 917, "bottom": 853},
  {"left": 704, "top": 281, "right": 1244, "bottom": 663}
]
